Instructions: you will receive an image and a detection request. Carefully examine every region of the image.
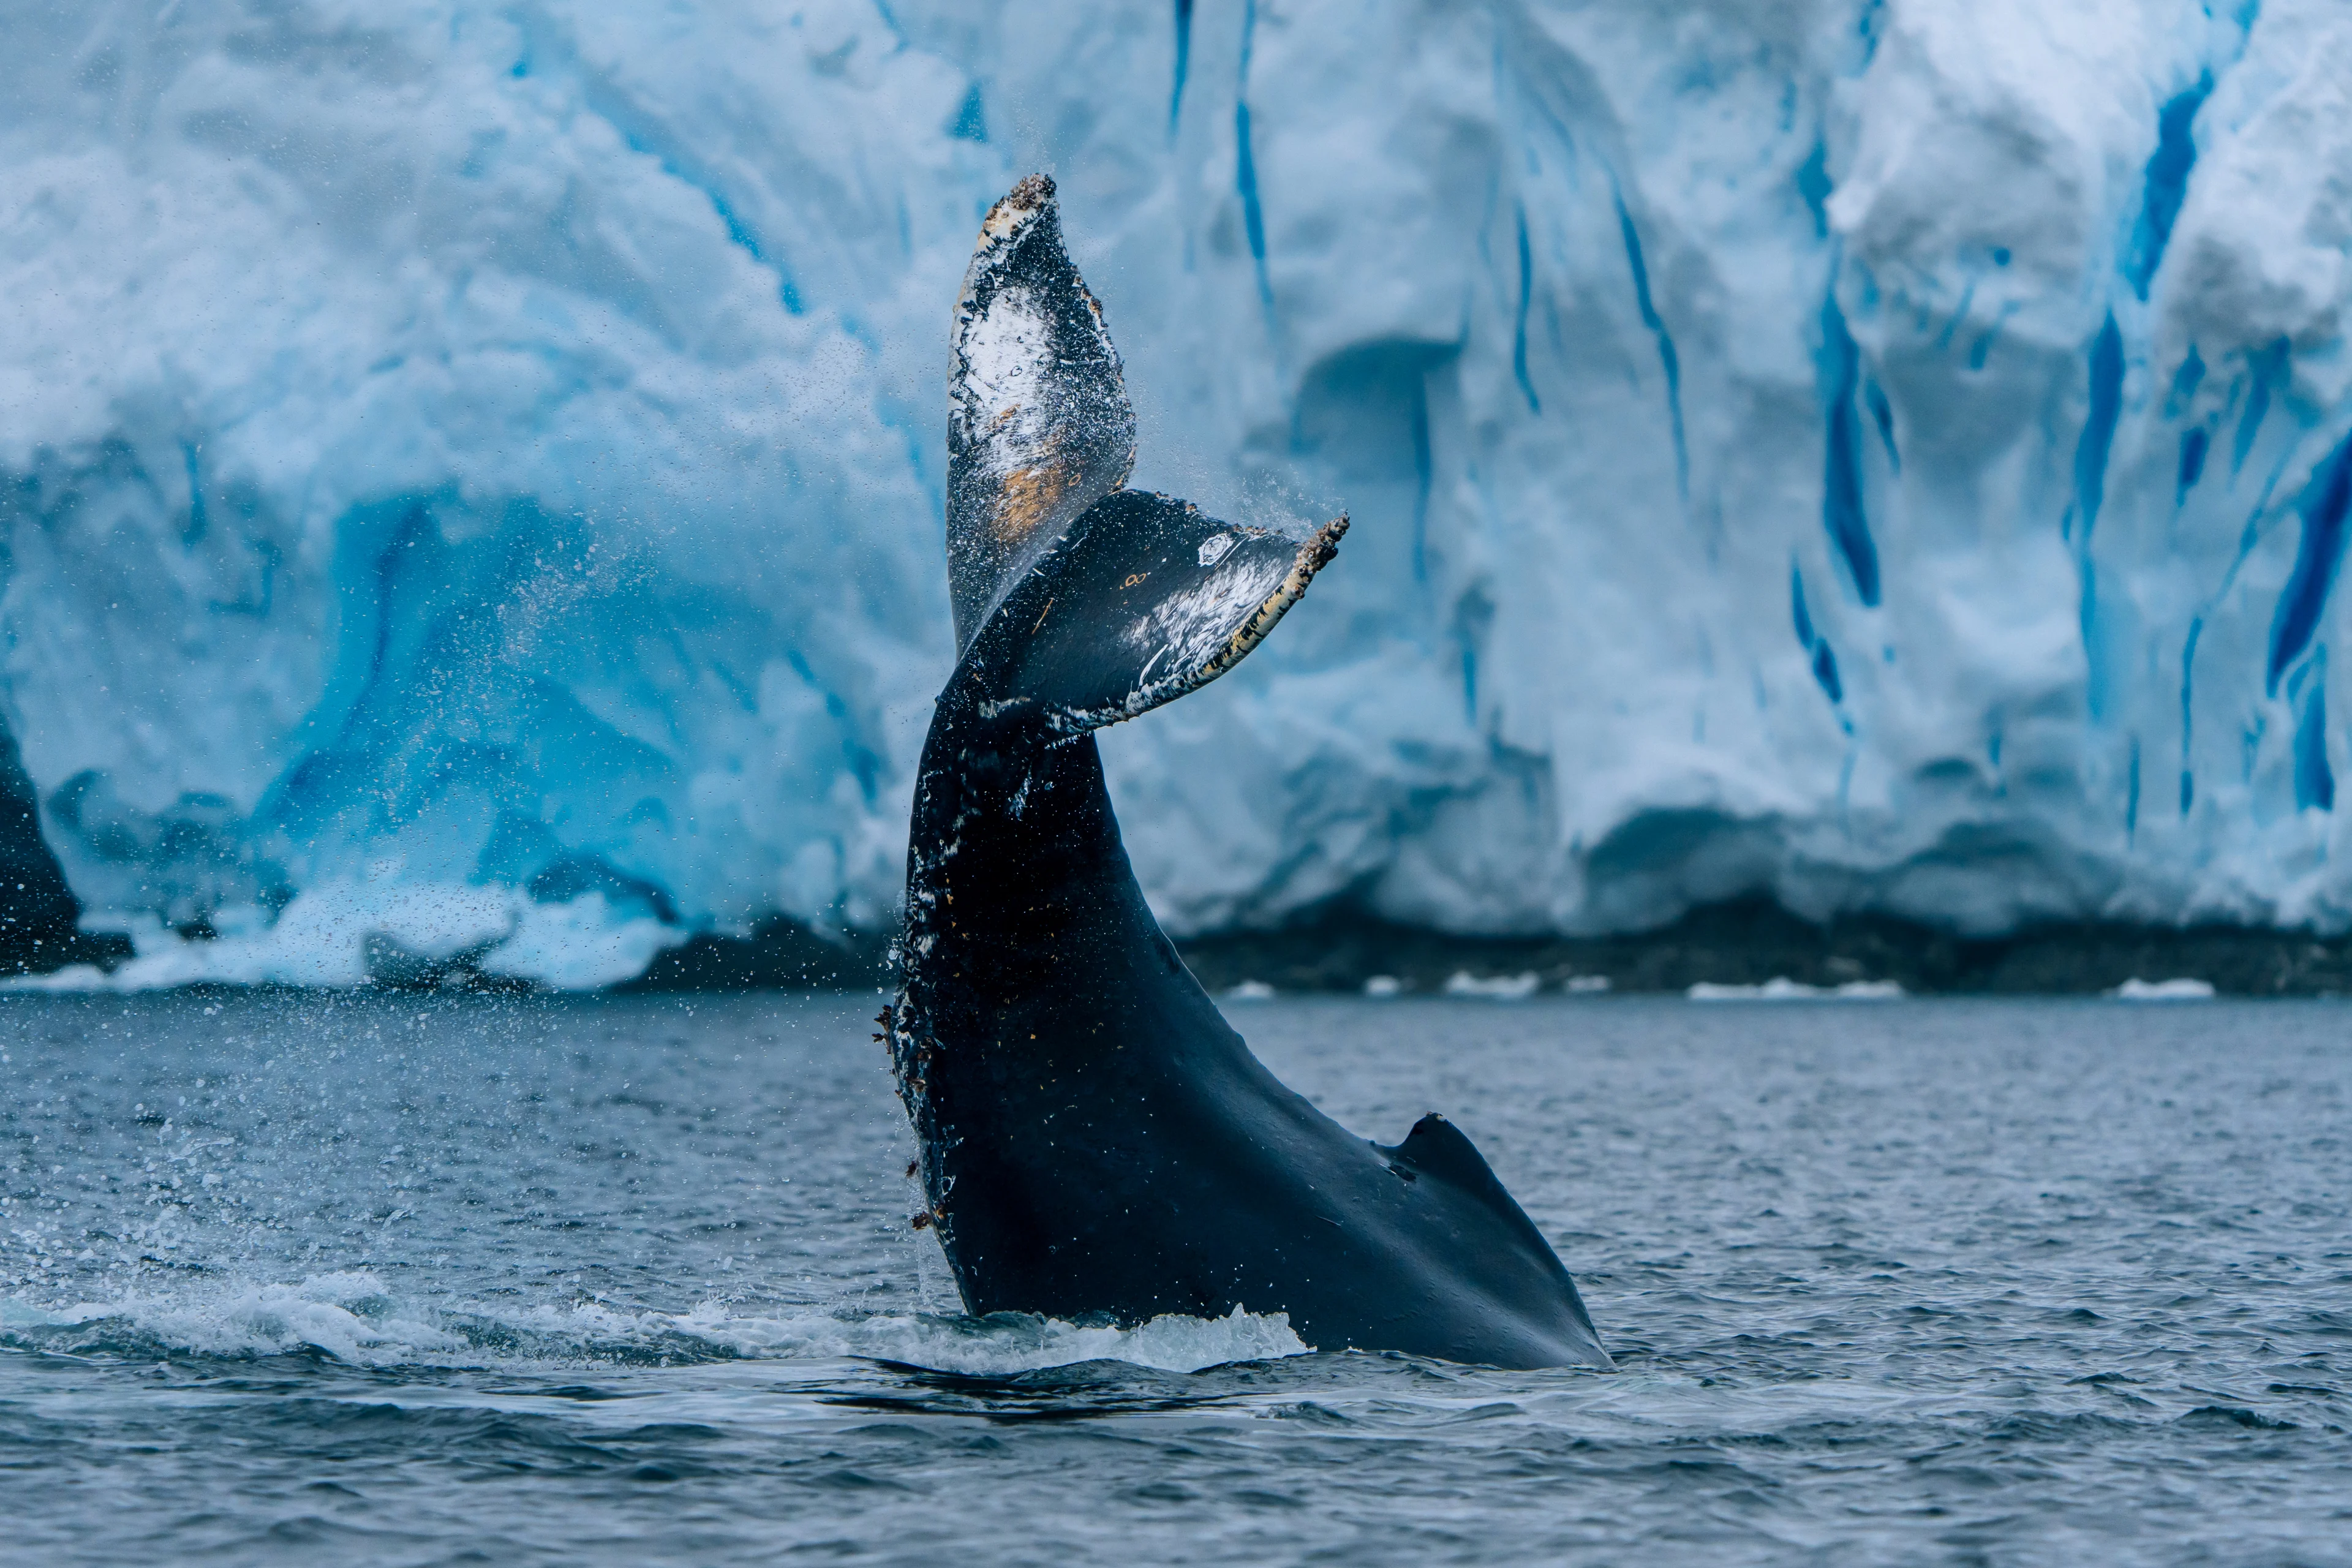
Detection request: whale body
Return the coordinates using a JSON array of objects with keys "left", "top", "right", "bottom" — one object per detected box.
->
[{"left": 884, "top": 176, "right": 1609, "bottom": 1370}]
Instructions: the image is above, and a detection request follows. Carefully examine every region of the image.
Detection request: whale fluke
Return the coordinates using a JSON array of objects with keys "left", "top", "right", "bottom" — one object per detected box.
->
[
  {"left": 947, "top": 173, "right": 1138, "bottom": 654},
  {"left": 889, "top": 176, "right": 1610, "bottom": 1370},
  {"left": 966, "top": 489, "right": 1347, "bottom": 734}
]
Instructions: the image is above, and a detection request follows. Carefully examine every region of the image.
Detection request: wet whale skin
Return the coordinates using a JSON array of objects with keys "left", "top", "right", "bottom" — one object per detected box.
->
[{"left": 887, "top": 176, "right": 1608, "bottom": 1370}]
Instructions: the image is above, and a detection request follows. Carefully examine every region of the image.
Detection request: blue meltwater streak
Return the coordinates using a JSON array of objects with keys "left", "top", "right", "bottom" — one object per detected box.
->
[
  {"left": 2267, "top": 430, "right": 2352, "bottom": 696},
  {"left": 1615, "top": 192, "right": 1688, "bottom": 502}
]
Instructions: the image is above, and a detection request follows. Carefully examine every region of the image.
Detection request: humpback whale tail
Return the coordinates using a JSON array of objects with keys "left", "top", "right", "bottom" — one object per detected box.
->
[{"left": 892, "top": 176, "right": 1609, "bottom": 1371}]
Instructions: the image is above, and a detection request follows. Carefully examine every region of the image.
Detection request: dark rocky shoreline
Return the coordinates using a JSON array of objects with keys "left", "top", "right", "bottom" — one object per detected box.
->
[
  {"left": 614, "top": 897, "right": 2352, "bottom": 998},
  {"left": 9, "top": 890, "right": 2351, "bottom": 998},
  {"left": 1172, "top": 898, "right": 2352, "bottom": 997}
]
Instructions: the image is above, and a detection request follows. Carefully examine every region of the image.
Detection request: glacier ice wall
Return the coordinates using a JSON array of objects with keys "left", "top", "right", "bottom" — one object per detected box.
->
[{"left": 2, "top": 0, "right": 2351, "bottom": 983}]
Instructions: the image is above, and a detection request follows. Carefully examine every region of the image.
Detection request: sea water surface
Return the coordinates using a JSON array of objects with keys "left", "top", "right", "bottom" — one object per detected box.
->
[{"left": 1, "top": 992, "right": 2346, "bottom": 1565}]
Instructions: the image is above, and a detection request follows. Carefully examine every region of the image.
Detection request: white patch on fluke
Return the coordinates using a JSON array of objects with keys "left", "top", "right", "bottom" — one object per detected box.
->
[
  {"left": 1196, "top": 533, "right": 1236, "bottom": 567},
  {"left": 1135, "top": 554, "right": 1291, "bottom": 671},
  {"left": 1049, "top": 517, "right": 1348, "bottom": 736},
  {"left": 953, "top": 282, "right": 1056, "bottom": 486}
]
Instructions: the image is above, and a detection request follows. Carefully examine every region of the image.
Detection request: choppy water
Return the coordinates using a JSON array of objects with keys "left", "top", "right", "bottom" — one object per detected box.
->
[{"left": 1, "top": 992, "right": 2346, "bottom": 1565}]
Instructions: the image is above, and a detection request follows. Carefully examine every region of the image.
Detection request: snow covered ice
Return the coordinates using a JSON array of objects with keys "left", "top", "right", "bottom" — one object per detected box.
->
[{"left": 3, "top": 1, "right": 2351, "bottom": 986}]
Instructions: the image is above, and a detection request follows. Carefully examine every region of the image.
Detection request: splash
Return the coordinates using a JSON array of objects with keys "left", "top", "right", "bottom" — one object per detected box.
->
[{"left": 1, "top": 1273, "right": 1310, "bottom": 1376}]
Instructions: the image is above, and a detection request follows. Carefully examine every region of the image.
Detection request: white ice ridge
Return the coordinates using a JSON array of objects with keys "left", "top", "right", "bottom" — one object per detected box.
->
[
  {"left": 4, "top": 2, "right": 2352, "bottom": 986},
  {"left": 2, "top": 882, "right": 682, "bottom": 993}
]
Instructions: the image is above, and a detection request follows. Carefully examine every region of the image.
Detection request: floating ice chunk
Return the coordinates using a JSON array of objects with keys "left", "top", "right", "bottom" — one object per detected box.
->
[
  {"left": 1689, "top": 979, "right": 1782, "bottom": 1000},
  {"left": 1363, "top": 974, "right": 1404, "bottom": 997},
  {"left": 1688, "top": 978, "right": 1905, "bottom": 1001},
  {"left": 1225, "top": 979, "right": 1278, "bottom": 1001},
  {"left": 1442, "top": 970, "right": 1542, "bottom": 1000},
  {"left": 2110, "top": 977, "right": 2217, "bottom": 1000},
  {"left": 1830, "top": 981, "right": 1907, "bottom": 1000}
]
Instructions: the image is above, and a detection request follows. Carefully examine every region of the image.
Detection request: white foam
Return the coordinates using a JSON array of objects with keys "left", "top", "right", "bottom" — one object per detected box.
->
[
  {"left": 3, "top": 1272, "right": 465, "bottom": 1362},
  {"left": 693, "top": 1301, "right": 1311, "bottom": 1374},
  {"left": 0, "top": 1275, "right": 1309, "bottom": 1376}
]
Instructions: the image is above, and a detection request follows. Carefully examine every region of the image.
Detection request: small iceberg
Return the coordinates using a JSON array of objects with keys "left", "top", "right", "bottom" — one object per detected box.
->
[
  {"left": 2110, "top": 977, "right": 2217, "bottom": 1000},
  {"left": 1362, "top": 975, "right": 1404, "bottom": 997},
  {"left": 1225, "top": 979, "right": 1278, "bottom": 1001},
  {"left": 1442, "top": 970, "right": 1542, "bottom": 1000},
  {"left": 1688, "top": 977, "right": 1905, "bottom": 1001}
]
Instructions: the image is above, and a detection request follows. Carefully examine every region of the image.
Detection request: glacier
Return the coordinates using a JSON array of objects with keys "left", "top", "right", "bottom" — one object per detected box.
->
[{"left": 2, "top": 0, "right": 2350, "bottom": 986}]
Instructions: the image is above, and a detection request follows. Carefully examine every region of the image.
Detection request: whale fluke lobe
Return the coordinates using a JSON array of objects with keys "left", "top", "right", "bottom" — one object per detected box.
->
[
  {"left": 948, "top": 173, "right": 1138, "bottom": 654},
  {"left": 891, "top": 176, "right": 1610, "bottom": 1371},
  {"left": 970, "top": 491, "right": 1349, "bottom": 734}
]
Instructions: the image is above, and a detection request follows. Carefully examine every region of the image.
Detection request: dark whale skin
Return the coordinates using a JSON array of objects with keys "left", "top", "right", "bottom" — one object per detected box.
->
[{"left": 884, "top": 176, "right": 1609, "bottom": 1371}]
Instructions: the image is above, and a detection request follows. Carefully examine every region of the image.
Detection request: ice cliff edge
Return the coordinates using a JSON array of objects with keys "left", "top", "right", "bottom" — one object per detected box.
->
[{"left": 2, "top": 1, "right": 2350, "bottom": 987}]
